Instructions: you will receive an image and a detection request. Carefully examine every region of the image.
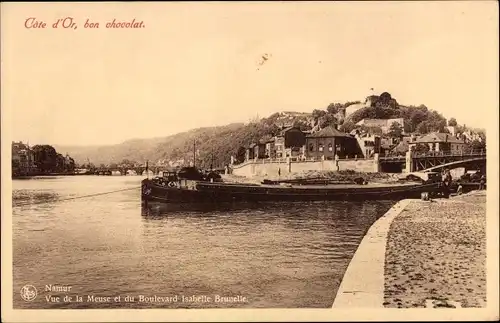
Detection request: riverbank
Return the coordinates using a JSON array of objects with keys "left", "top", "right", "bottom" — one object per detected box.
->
[
  {"left": 12, "top": 173, "right": 81, "bottom": 179},
  {"left": 332, "top": 190, "right": 486, "bottom": 308}
]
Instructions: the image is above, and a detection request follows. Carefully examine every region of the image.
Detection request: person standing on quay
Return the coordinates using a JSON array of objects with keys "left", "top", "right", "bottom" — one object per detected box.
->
[{"left": 479, "top": 174, "right": 486, "bottom": 190}]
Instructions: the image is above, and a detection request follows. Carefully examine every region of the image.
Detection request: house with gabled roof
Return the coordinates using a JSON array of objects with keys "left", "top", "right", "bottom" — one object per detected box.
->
[
  {"left": 409, "top": 132, "right": 467, "bottom": 154},
  {"left": 274, "top": 126, "right": 307, "bottom": 158},
  {"left": 305, "top": 125, "right": 360, "bottom": 160}
]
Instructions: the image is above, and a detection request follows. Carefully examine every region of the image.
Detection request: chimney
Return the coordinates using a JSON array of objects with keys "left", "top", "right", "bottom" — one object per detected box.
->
[{"left": 445, "top": 134, "right": 448, "bottom": 143}]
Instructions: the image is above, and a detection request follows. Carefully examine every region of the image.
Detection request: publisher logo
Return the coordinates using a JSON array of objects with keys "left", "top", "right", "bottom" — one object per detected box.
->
[{"left": 20, "top": 285, "right": 37, "bottom": 302}]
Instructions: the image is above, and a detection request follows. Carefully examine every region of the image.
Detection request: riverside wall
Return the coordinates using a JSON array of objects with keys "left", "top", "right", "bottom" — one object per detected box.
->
[{"left": 231, "top": 158, "right": 378, "bottom": 177}]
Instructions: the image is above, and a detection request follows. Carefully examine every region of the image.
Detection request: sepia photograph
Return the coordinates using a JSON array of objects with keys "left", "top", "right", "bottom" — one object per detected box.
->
[{"left": 1, "top": 1, "right": 498, "bottom": 322}]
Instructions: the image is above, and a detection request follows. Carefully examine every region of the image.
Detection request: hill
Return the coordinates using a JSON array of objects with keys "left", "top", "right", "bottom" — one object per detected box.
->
[
  {"left": 55, "top": 122, "right": 279, "bottom": 168},
  {"left": 54, "top": 92, "right": 478, "bottom": 168}
]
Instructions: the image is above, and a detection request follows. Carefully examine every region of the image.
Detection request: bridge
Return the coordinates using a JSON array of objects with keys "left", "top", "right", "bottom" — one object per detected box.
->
[
  {"left": 91, "top": 165, "right": 172, "bottom": 176},
  {"left": 91, "top": 165, "right": 227, "bottom": 176},
  {"left": 379, "top": 150, "right": 486, "bottom": 173}
]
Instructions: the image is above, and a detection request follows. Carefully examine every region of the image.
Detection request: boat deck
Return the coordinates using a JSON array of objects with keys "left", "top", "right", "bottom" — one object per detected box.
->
[{"left": 197, "top": 181, "right": 423, "bottom": 190}]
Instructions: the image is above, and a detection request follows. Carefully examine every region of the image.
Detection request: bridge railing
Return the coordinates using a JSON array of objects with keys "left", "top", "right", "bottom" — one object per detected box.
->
[
  {"left": 232, "top": 154, "right": 374, "bottom": 167},
  {"left": 379, "top": 156, "right": 405, "bottom": 161},
  {"left": 412, "top": 149, "right": 486, "bottom": 158}
]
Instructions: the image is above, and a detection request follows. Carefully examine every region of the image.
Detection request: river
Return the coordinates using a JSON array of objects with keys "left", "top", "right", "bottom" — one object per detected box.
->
[{"left": 11, "top": 175, "right": 396, "bottom": 308}]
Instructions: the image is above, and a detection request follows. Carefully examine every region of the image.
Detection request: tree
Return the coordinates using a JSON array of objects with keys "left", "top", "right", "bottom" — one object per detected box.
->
[
  {"left": 465, "top": 139, "right": 486, "bottom": 153},
  {"left": 312, "top": 109, "right": 326, "bottom": 120},
  {"left": 55, "top": 153, "right": 66, "bottom": 172},
  {"left": 235, "top": 146, "right": 246, "bottom": 164},
  {"left": 448, "top": 117, "right": 457, "bottom": 127},
  {"left": 408, "top": 110, "right": 427, "bottom": 132},
  {"left": 319, "top": 113, "right": 337, "bottom": 128},
  {"left": 65, "top": 157, "right": 76, "bottom": 172},
  {"left": 387, "top": 122, "right": 403, "bottom": 138},
  {"left": 340, "top": 121, "right": 356, "bottom": 133},
  {"left": 121, "top": 159, "right": 135, "bottom": 167},
  {"left": 32, "top": 145, "right": 58, "bottom": 173},
  {"left": 292, "top": 119, "right": 312, "bottom": 131},
  {"left": 416, "top": 122, "right": 429, "bottom": 134},
  {"left": 413, "top": 143, "right": 430, "bottom": 154},
  {"left": 12, "top": 159, "right": 20, "bottom": 175},
  {"left": 326, "top": 103, "right": 343, "bottom": 115},
  {"left": 426, "top": 110, "right": 447, "bottom": 132}
]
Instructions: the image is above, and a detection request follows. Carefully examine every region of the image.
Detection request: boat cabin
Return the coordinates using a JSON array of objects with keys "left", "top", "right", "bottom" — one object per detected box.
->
[{"left": 162, "top": 171, "right": 179, "bottom": 182}]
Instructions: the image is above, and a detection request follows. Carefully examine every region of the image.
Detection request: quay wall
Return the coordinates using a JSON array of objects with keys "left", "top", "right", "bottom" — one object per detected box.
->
[
  {"left": 231, "top": 158, "right": 378, "bottom": 177},
  {"left": 332, "top": 199, "right": 412, "bottom": 308},
  {"left": 338, "top": 159, "right": 376, "bottom": 173}
]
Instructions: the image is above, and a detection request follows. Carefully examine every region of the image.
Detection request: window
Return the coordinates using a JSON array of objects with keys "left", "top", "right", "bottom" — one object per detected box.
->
[
  {"left": 309, "top": 143, "right": 314, "bottom": 152},
  {"left": 319, "top": 144, "right": 324, "bottom": 152},
  {"left": 328, "top": 143, "right": 333, "bottom": 152}
]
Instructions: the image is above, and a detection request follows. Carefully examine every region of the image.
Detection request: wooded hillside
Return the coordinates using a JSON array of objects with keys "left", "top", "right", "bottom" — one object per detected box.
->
[{"left": 55, "top": 93, "right": 483, "bottom": 167}]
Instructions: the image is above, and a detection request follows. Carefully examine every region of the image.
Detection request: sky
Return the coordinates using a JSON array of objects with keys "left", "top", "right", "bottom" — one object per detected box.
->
[{"left": 2, "top": 2, "right": 498, "bottom": 146}]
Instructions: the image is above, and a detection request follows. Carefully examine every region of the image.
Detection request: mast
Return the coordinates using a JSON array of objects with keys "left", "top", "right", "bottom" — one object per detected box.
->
[
  {"left": 193, "top": 139, "right": 196, "bottom": 168},
  {"left": 210, "top": 150, "right": 214, "bottom": 171}
]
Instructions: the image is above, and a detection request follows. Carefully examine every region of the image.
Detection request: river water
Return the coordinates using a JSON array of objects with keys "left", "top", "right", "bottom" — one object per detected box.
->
[{"left": 12, "top": 176, "right": 395, "bottom": 308}]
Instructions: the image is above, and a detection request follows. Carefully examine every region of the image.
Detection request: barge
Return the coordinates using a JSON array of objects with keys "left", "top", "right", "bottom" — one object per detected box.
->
[{"left": 141, "top": 167, "right": 443, "bottom": 205}]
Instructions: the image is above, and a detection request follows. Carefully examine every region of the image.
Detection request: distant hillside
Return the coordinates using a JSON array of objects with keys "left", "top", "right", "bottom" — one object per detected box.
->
[
  {"left": 55, "top": 122, "right": 278, "bottom": 168},
  {"left": 54, "top": 92, "right": 474, "bottom": 167}
]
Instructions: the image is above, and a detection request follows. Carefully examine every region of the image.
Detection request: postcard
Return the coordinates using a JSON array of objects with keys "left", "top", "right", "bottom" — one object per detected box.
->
[{"left": 1, "top": 1, "right": 498, "bottom": 322}]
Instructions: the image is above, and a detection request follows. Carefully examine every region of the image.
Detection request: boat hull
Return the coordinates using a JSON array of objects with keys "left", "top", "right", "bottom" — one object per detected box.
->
[{"left": 141, "top": 179, "right": 441, "bottom": 204}]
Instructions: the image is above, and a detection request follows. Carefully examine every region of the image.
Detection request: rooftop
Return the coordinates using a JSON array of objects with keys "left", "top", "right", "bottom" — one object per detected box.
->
[
  {"left": 416, "top": 132, "right": 466, "bottom": 144},
  {"left": 307, "top": 126, "right": 352, "bottom": 138}
]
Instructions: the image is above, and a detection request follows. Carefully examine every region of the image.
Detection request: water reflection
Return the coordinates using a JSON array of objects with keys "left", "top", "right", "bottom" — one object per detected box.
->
[
  {"left": 141, "top": 201, "right": 270, "bottom": 217},
  {"left": 12, "top": 189, "right": 60, "bottom": 208}
]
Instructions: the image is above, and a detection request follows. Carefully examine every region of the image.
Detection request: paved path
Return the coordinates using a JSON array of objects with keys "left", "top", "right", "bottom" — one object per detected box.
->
[
  {"left": 384, "top": 191, "right": 486, "bottom": 308},
  {"left": 332, "top": 199, "right": 411, "bottom": 308}
]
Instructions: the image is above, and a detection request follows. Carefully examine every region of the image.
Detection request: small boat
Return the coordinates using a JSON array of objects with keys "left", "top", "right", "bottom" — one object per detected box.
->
[{"left": 141, "top": 167, "right": 443, "bottom": 205}]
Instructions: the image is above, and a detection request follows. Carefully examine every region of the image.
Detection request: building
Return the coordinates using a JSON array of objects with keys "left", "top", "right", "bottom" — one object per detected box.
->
[
  {"left": 305, "top": 125, "right": 359, "bottom": 160},
  {"left": 12, "top": 141, "right": 37, "bottom": 175},
  {"left": 446, "top": 126, "right": 457, "bottom": 136},
  {"left": 345, "top": 102, "right": 368, "bottom": 117},
  {"left": 461, "top": 129, "right": 484, "bottom": 143},
  {"left": 357, "top": 134, "right": 381, "bottom": 158},
  {"left": 263, "top": 139, "right": 276, "bottom": 159},
  {"left": 253, "top": 142, "right": 267, "bottom": 159},
  {"left": 389, "top": 136, "right": 413, "bottom": 156},
  {"left": 409, "top": 132, "right": 467, "bottom": 154},
  {"left": 245, "top": 142, "right": 266, "bottom": 161},
  {"left": 245, "top": 144, "right": 255, "bottom": 161},
  {"left": 345, "top": 92, "right": 398, "bottom": 118},
  {"left": 350, "top": 128, "right": 384, "bottom": 158},
  {"left": 274, "top": 126, "right": 306, "bottom": 158},
  {"left": 356, "top": 118, "right": 405, "bottom": 135}
]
